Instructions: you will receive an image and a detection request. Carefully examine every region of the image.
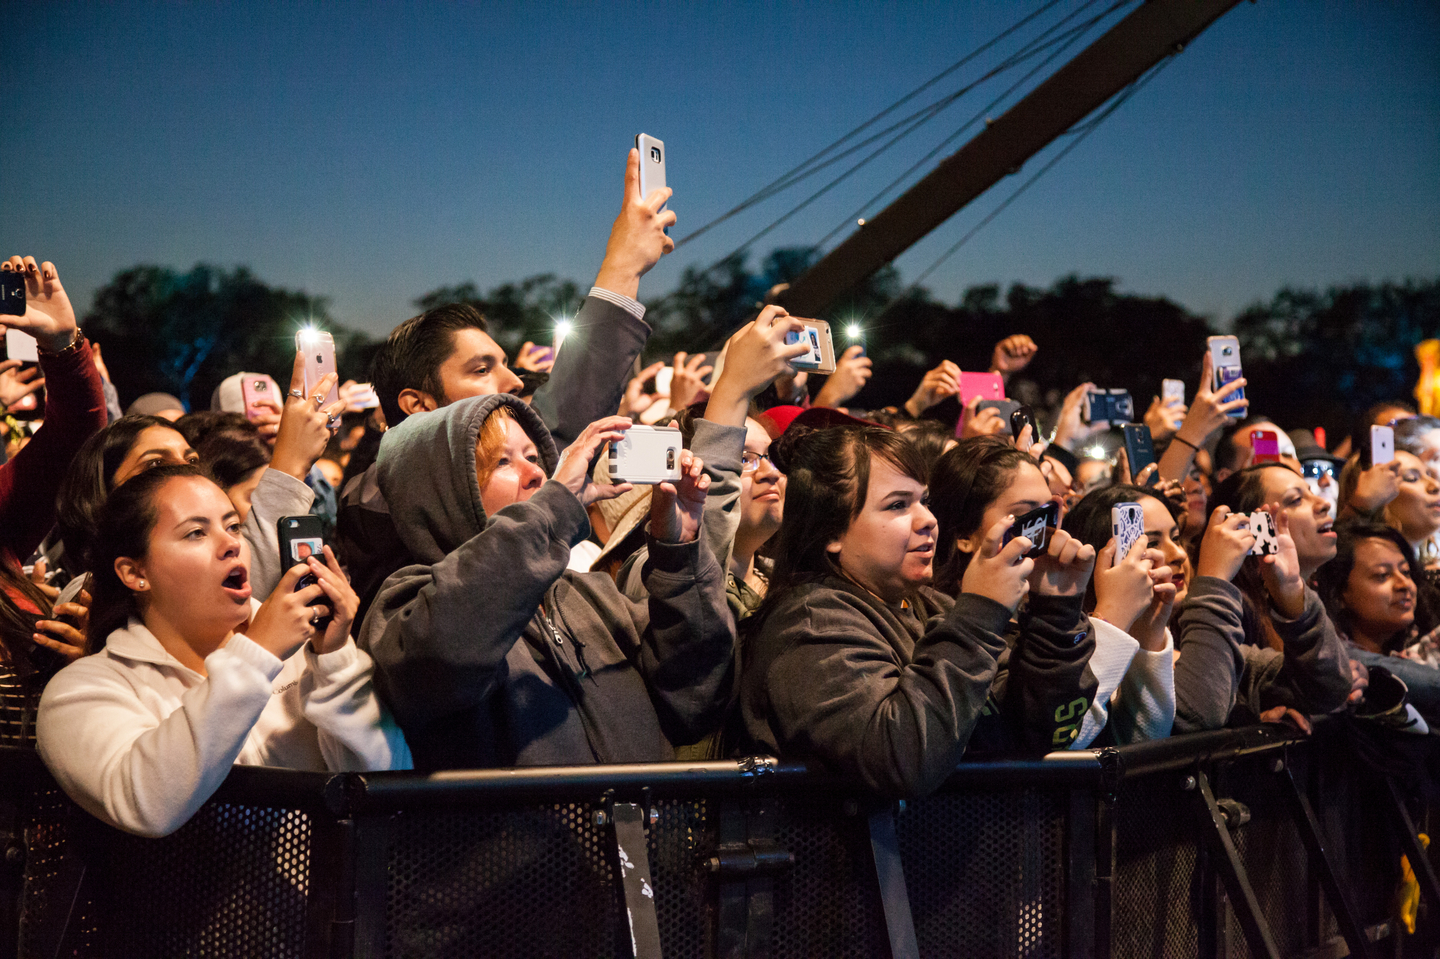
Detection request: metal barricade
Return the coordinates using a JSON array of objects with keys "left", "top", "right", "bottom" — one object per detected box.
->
[{"left": 1, "top": 723, "right": 1430, "bottom": 959}]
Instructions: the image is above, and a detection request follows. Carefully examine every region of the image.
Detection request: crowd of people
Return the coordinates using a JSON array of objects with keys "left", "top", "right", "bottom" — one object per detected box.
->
[{"left": 2, "top": 148, "right": 1435, "bottom": 840}]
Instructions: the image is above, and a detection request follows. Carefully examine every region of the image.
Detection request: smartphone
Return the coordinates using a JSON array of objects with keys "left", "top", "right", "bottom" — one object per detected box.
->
[
  {"left": 1111, "top": 502, "right": 1145, "bottom": 567},
  {"left": 1003, "top": 501, "right": 1060, "bottom": 559},
  {"left": 278, "top": 515, "right": 331, "bottom": 628},
  {"left": 296, "top": 329, "right": 339, "bottom": 408},
  {"left": 957, "top": 371, "right": 1005, "bottom": 406},
  {"left": 1369, "top": 424, "right": 1396, "bottom": 469},
  {"left": 609, "top": 425, "right": 684, "bottom": 484},
  {"left": 0, "top": 271, "right": 24, "bottom": 316},
  {"left": 784, "top": 319, "right": 837, "bottom": 374},
  {"left": 1083, "top": 389, "right": 1134, "bottom": 425},
  {"left": 240, "top": 374, "right": 281, "bottom": 419},
  {"left": 1207, "top": 336, "right": 1245, "bottom": 418},
  {"left": 1161, "top": 379, "right": 1185, "bottom": 407},
  {"left": 1250, "top": 429, "right": 1280, "bottom": 464},
  {"left": 1122, "top": 424, "right": 1158, "bottom": 483},
  {"left": 636, "top": 133, "right": 667, "bottom": 212},
  {"left": 348, "top": 382, "right": 380, "bottom": 410},
  {"left": 975, "top": 399, "right": 1022, "bottom": 420},
  {"left": 5, "top": 329, "right": 38, "bottom": 363},
  {"left": 55, "top": 573, "right": 89, "bottom": 608},
  {"left": 1009, "top": 405, "right": 1037, "bottom": 442},
  {"left": 653, "top": 366, "right": 675, "bottom": 397},
  {"left": 1246, "top": 511, "right": 1279, "bottom": 556}
]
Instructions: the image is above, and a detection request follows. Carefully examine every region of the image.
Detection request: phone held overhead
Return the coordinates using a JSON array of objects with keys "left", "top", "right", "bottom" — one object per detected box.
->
[
  {"left": 610, "top": 425, "right": 684, "bottom": 485},
  {"left": 1207, "top": 335, "right": 1245, "bottom": 418},
  {"left": 296, "top": 328, "right": 339, "bottom": 408}
]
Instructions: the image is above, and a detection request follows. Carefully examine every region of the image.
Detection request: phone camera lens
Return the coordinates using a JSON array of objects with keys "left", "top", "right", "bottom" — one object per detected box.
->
[{"left": 650, "top": 147, "right": 661, "bottom": 163}]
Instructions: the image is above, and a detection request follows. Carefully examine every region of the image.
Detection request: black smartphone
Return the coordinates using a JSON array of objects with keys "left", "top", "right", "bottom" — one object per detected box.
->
[
  {"left": 1003, "top": 501, "right": 1060, "bottom": 559},
  {"left": 0, "top": 271, "right": 24, "bottom": 316},
  {"left": 977, "top": 398, "right": 1022, "bottom": 421},
  {"left": 1010, "top": 405, "right": 1037, "bottom": 442},
  {"left": 1082, "top": 389, "right": 1134, "bottom": 425},
  {"left": 277, "top": 515, "right": 331, "bottom": 629},
  {"left": 1122, "top": 423, "right": 1158, "bottom": 485}
]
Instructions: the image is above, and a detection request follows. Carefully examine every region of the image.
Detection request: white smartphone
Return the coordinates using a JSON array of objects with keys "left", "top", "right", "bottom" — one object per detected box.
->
[
  {"left": 1111, "top": 502, "right": 1145, "bottom": 568},
  {"left": 296, "top": 329, "right": 339, "bottom": 408},
  {"left": 1206, "top": 335, "right": 1244, "bottom": 419},
  {"left": 1370, "top": 424, "right": 1396, "bottom": 468},
  {"left": 5, "top": 329, "right": 38, "bottom": 363},
  {"left": 1247, "top": 511, "right": 1279, "bottom": 556},
  {"left": 609, "top": 425, "right": 683, "bottom": 484},
  {"left": 636, "top": 133, "right": 666, "bottom": 209},
  {"left": 56, "top": 573, "right": 89, "bottom": 607},
  {"left": 1162, "top": 378, "right": 1185, "bottom": 407},
  {"left": 785, "top": 319, "right": 837, "bottom": 374}
]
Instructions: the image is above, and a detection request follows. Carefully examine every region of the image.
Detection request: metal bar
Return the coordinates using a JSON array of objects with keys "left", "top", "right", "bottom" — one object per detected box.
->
[
  {"left": 610, "top": 802, "right": 663, "bottom": 959},
  {"left": 1279, "top": 761, "right": 1371, "bottom": 959},
  {"left": 300, "top": 812, "right": 353, "bottom": 959},
  {"left": 867, "top": 807, "right": 919, "bottom": 959},
  {"left": 1066, "top": 788, "right": 1096, "bottom": 959},
  {"left": 1193, "top": 771, "right": 1281, "bottom": 959},
  {"left": 351, "top": 813, "right": 394, "bottom": 959},
  {"left": 1385, "top": 777, "right": 1440, "bottom": 911},
  {"left": 775, "top": 0, "right": 1246, "bottom": 317}
]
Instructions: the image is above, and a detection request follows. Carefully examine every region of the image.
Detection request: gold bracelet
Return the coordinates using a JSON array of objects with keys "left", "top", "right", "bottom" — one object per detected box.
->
[{"left": 37, "top": 328, "right": 82, "bottom": 356}]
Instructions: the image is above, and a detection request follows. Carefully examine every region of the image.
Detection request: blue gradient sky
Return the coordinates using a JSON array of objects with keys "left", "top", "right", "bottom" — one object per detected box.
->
[{"left": 3, "top": 1, "right": 1437, "bottom": 337}]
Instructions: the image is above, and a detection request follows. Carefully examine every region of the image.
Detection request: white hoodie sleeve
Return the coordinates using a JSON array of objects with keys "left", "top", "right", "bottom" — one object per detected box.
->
[
  {"left": 1070, "top": 618, "right": 1140, "bottom": 749},
  {"left": 299, "top": 638, "right": 412, "bottom": 771},
  {"left": 243, "top": 468, "right": 315, "bottom": 603},
  {"left": 1109, "top": 628, "right": 1176, "bottom": 744},
  {"left": 37, "top": 636, "right": 283, "bottom": 838}
]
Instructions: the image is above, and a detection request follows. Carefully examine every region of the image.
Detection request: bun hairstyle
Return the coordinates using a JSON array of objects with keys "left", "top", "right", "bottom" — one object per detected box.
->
[
  {"left": 86, "top": 464, "right": 213, "bottom": 653},
  {"left": 760, "top": 423, "right": 927, "bottom": 610},
  {"left": 929, "top": 436, "right": 1034, "bottom": 594}
]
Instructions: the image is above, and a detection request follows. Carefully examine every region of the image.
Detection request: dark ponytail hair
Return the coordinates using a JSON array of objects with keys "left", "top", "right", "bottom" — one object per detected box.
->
[
  {"left": 1062, "top": 484, "right": 1180, "bottom": 610},
  {"left": 55, "top": 414, "right": 183, "bottom": 573},
  {"left": 929, "top": 436, "right": 1034, "bottom": 594},
  {"left": 86, "top": 464, "right": 211, "bottom": 652},
  {"left": 760, "top": 424, "right": 927, "bottom": 612}
]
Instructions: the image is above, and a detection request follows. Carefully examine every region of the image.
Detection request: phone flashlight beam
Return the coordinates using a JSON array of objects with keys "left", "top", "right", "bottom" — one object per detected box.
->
[
  {"left": 553, "top": 319, "right": 573, "bottom": 351},
  {"left": 845, "top": 323, "right": 862, "bottom": 341}
]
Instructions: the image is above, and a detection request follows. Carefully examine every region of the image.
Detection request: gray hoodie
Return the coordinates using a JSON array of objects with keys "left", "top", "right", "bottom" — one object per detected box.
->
[{"left": 357, "top": 394, "right": 736, "bottom": 770}]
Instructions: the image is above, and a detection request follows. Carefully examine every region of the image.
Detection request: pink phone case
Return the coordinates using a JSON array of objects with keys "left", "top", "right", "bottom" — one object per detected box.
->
[{"left": 958, "top": 372, "right": 1005, "bottom": 405}]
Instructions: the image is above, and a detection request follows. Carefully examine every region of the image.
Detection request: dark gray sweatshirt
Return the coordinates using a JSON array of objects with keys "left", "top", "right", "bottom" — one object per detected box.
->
[{"left": 357, "top": 394, "right": 736, "bottom": 770}]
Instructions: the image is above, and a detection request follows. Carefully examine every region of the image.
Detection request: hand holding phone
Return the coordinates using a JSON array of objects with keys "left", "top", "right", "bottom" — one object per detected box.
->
[
  {"left": 1010, "top": 405, "right": 1037, "bottom": 444},
  {"left": 636, "top": 133, "right": 667, "bottom": 215},
  {"left": 296, "top": 329, "right": 339, "bottom": 408},
  {"left": 1366, "top": 424, "right": 1395, "bottom": 469},
  {"left": 1122, "top": 424, "right": 1158, "bottom": 484},
  {"left": 1003, "top": 502, "right": 1060, "bottom": 559},
  {"left": 609, "top": 425, "right": 684, "bottom": 484},
  {"left": 1111, "top": 502, "right": 1145, "bottom": 567},
  {"left": 1207, "top": 336, "right": 1245, "bottom": 419},
  {"left": 1161, "top": 379, "right": 1185, "bottom": 407},
  {"left": 277, "top": 515, "right": 332, "bottom": 629},
  {"left": 783, "top": 320, "right": 837, "bottom": 374}
]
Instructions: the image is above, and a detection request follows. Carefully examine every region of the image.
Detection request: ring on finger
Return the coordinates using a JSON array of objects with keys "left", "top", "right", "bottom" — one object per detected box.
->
[
  {"left": 289, "top": 389, "right": 306, "bottom": 400},
  {"left": 312, "top": 394, "right": 325, "bottom": 408},
  {"left": 326, "top": 414, "right": 339, "bottom": 430}
]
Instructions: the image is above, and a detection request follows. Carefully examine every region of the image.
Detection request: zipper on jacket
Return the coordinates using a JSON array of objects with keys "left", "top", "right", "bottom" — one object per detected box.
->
[{"left": 537, "top": 604, "right": 590, "bottom": 681}]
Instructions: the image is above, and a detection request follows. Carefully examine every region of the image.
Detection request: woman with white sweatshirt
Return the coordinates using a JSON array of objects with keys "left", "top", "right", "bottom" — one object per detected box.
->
[{"left": 38, "top": 464, "right": 409, "bottom": 837}]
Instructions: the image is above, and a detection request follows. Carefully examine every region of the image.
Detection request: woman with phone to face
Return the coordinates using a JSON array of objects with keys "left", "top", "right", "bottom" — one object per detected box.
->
[
  {"left": 927, "top": 438, "right": 1169, "bottom": 750},
  {"left": 739, "top": 426, "right": 1069, "bottom": 799},
  {"left": 37, "top": 465, "right": 409, "bottom": 837},
  {"left": 0, "top": 256, "right": 107, "bottom": 748},
  {"left": 1172, "top": 464, "right": 1355, "bottom": 732},
  {"left": 359, "top": 393, "right": 733, "bottom": 771}
]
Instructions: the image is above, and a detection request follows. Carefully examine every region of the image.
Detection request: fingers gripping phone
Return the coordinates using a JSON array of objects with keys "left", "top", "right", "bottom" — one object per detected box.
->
[
  {"left": 1111, "top": 502, "right": 1144, "bottom": 568},
  {"left": 1207, "top": 335, "right": 1245, "bottom": 418},
  {"left": 1162, "top": 379, "right": 1185, "bottom": 407},
  {"left": 636, "top": 133, "right": 667, "bottom": 213},
  {"left": 1366, "top": 424, "right": 1395, "bottom": 469},
  {"left": 1003, "top": 501, "right": 1060, "bottom": 559},
  {"left": 609, "top": 425, "right": 683, "bottom": 484},
  {"left": 296, "top": 329, "right": 339, "bottom": 408},
  {"left": 278, "top": 515, "right": 331, "bottom": 629},
  {"left": 784, "top": 319, "right": 837, "bottom": 374},
  {"left": 240, "top": 374, "right": 281, "bottom": 417},
  {"left": 1010, "top": 405, "right": 1037, "bottom": 442}
]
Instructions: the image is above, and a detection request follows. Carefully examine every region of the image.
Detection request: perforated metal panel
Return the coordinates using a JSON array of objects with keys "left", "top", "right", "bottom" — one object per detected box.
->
[
  {"left": 18, "top": 788, "right": 100, "bottom": 959},
  {"left": 767, "top": 795, "right": 888, "bottom": 959},
  {"left": 384, "top": 801, "right": 626, "bottom": 958},
  {"left": 649, "top": 798, "right": 716, "bottom": 959},
  {"left": 897, "top": 789, "right": 1066, "bottom": 958},
  {"left": 1111, "top": 775, "right": 1203, "bottom": 959},
  {"left": 1217, "top": 764, "right": 1313, "bottom": 959}
]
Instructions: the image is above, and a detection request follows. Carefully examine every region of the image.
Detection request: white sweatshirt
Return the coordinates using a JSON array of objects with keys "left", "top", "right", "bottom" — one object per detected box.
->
[
  {"left": 1071, "top": 621, "right": 1176, "bottom": 748},
  {"left": 37, "top": 614, "right": 411, "bottom": 837}
]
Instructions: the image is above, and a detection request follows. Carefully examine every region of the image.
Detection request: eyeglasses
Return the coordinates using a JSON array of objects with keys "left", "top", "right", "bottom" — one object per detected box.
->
[
  {"left": 740, "top": 450, "right": 774, "bottom": 473},
  {"left": 1301, "top": 461, "right": 1337, "bottom": 480}
]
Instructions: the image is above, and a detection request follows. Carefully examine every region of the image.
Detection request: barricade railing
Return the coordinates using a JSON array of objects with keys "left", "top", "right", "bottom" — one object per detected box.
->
[{"left": 1, "top": 722, "right": 1432, "bottom": 959}]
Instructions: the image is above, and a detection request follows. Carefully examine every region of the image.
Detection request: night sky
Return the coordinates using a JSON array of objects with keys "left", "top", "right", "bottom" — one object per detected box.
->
[{"left": 3, "top": 1, "right": 1437, "bottom": 338}]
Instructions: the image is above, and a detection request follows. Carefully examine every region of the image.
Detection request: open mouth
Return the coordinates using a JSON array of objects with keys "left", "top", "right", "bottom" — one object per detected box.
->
[
  {"left": 910, "top": 541, "right": 935, "bottom": 555},
  {"left": 222, "top": 565, "right": 251, "bottom": 601},
  {"left": 1317, "top": 520, "right": 1335, "bottom": 536}
]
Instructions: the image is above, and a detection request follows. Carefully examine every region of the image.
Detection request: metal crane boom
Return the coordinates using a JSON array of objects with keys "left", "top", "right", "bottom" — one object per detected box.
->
[{"left": 773, "top": 0, "right": 1246, "bottom": 317}]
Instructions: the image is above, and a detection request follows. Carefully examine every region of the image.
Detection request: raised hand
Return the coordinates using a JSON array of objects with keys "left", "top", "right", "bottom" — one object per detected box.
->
[
  {"left": 594, "top": 148, "right": 677, "bottom": 299},
  {"left": 270, "top": 351, "right": 346, "bottom": 481},
  {"left": 619, "top": 360, "right": 668, "bottom": 419},
  {"left": 553, "top": 415, "right": 636, "bottom": 506},
  {"left": 0, "top": 360, "right": 45, "bottom": 412},
  {"left": 244, "top": 563, "right": 329, "bottom": 662},
  {"left": 1349, "top": 459, "right": 1400, "bottom": 514},
  {"left": 1180, "top": 351, "right": 1248, "bottom": 446},
  {"left": 515, "top": 342, "right": 556, "bottom": 373},
  {"left": 705, "top": 307, "right": 810, "bottom": 426},
  {"left": 1144, "top": 394, "right": 1185, "bottom": 443},
  {"left": 1129, "top": 563, "right": 1177, "bottom": 652},
  {"left": 1093, "top": 538, "right": 1162, "bottom": 632},
  {"left": 1052, "top": 382, "right": 1107, "bottom": 452},
  {"left": 813, "top": 344, "right": 874, "bottom": 409},
  {"left": 649, "top": 449, "right": 710, "bottom": 544},
  {"left": 1030, "top": 525, "right": 1097, "bottom": 598},
  {"left": 667, "top": 352, "right": 714, "bottom": 412},
  {"left": 0, "top": 256, "right": 79, "bottom": 353},
  {"left": 990, "top": 334, "right": 1038, "bottom": 377},
  {"left": 959, "top": 394, "right": 1008, "bottom": 439},
  {"left": 903, "top": 360, "right": 960, "bottom": 418},
  {"left": 1258, "top": 507, "right": 1305, "bottom": 618},
  {"left": 34, "top": 583, "right": 92, "bottom": 664},
  {"left": 960, "top": 515, "right": 1035, "bottom": 613},
  {"left": 304, "top": 546, "right": 358, "bottom": 654},
  {"left": 1194, "top": 506, "right": 1255, "bottom": 583}
]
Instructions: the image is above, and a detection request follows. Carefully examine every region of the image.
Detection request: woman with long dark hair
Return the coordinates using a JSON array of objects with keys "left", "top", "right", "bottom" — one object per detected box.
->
[
  {"left": 0, "top": 255, "right": 107, "bottom": 747},
  {"left": 738, "top": 426, "right": 1096, "bottom": 798},
  {"left": 37, "top": 465, "right": 408, "bottom": 837}
]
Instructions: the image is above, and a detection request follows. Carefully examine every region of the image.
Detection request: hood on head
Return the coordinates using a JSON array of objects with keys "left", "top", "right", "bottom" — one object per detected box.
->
[{"left": 376, "top": 394, "right": 559, "bottom": 563}]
